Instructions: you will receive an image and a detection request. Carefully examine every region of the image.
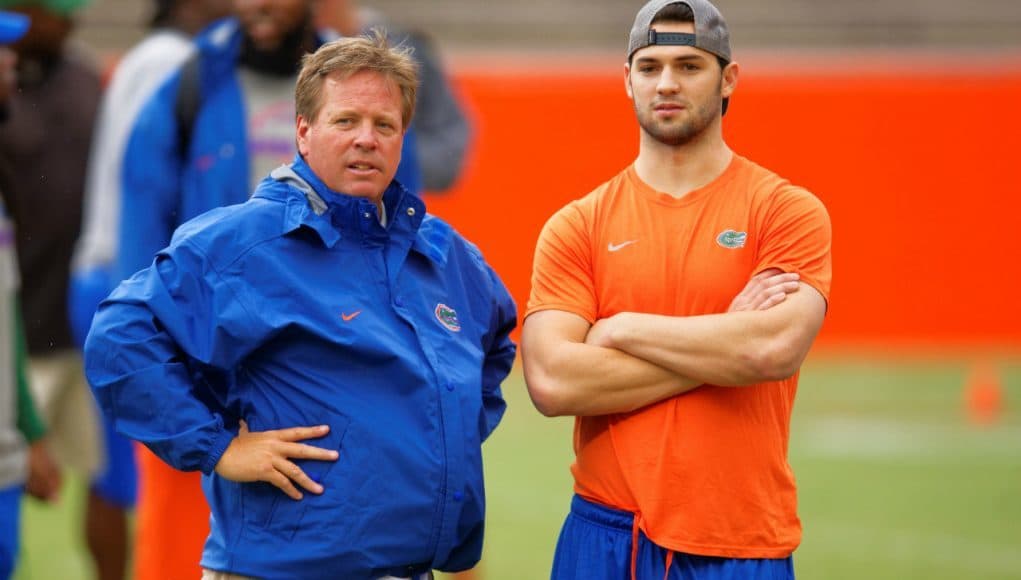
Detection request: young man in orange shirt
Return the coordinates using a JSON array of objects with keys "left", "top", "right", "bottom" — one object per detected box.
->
[{"left": 522, "top": 1, "right": 832, "bottom": 578}]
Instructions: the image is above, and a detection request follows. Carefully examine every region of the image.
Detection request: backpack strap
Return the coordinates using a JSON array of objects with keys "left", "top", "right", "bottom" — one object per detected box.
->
[{"left": 174, "top": 52, "right": 202, "bottom": 160}]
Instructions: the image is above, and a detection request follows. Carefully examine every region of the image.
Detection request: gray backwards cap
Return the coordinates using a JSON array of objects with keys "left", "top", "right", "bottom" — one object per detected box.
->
[{"left": 627, "top": 0, "right": 731, "bottom": 62}]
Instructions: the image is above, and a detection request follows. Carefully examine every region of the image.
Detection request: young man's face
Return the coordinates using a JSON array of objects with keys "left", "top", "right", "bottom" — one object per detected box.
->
[
  {"left": 625, "top": 21, "right": 736, "bottom": 146},
  {"left": 296, "top": 70, "right": 405, "bottom": 200},
  {"left": 234, "top": 0, "right": 308, "bottom": 51}
]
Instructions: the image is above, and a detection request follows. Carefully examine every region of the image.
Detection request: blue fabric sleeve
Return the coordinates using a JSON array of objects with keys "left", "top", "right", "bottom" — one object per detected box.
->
[
  {"left": 68, "top": 265, "right": 113, "bottom": 349},
  {"left": 84, "top": 239, "right": 256, "bottom": 473},
  {"left": 478, "top": 265, "right": 517, "bottom": 442},
  {"left": 115, "top": 74, "right": 186, "bottom": 284}
]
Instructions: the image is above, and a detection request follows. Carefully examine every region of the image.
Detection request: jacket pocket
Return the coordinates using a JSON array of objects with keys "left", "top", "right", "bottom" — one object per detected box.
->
[{"left": 241, "top": 412, "right": 351, "bottom": 536}]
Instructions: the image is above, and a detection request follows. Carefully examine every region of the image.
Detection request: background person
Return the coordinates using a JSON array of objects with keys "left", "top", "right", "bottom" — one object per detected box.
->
[
  {"left": 0, "top": 9, "right": 60, "bottom": 580},
  {"left": 67, "top": 2, "right": 232, "bottom": 578},
  {"left": 522, "top": 1, "right": 831, "bottom": 578}
]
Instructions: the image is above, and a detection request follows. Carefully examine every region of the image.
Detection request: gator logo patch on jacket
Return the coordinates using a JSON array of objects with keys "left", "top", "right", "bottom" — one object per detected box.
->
[{"left": 435, "top": 303, "right": 461, "bottom": 332}]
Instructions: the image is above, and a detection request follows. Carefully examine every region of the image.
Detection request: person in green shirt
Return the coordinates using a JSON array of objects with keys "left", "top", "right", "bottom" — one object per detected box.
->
[
  {"left": 0, "top": 184, "right": 59, "bottom": 580},
  {"left": 0, "top": 8, "right": 59, "bottom": 579}
]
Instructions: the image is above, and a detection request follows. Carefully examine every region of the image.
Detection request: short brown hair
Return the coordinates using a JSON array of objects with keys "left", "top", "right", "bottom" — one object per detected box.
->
[{"left": 295, "top": 29, "right": 418, "bottom": 127}]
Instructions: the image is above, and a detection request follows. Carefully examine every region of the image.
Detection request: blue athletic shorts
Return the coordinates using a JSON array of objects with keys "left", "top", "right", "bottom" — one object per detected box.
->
[
  {"left": 551, "top": 495, "right": 795, "bottom": 580},
  {"left": 90, "top": 415, "right": 137, "bottom": 508},
  {"left": 0, "top": 484, "right": 22, "bottom": 580}
]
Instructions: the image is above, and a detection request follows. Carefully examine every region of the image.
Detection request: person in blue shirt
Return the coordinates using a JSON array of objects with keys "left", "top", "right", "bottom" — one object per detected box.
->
[{"left": 84, "top": 30, "right": 516, "bottom": 580}]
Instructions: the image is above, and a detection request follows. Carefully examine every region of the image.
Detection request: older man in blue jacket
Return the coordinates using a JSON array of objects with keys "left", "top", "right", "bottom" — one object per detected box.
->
[
  {"left": 71, "top": 3, "right": 427, "bottom": 577},
  {"left": 84, "top": 31, "right": 516, "bottom": 580}
]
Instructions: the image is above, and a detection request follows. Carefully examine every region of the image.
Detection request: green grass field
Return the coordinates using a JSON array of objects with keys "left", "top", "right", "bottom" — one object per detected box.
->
[{"left": 14, "top": 355, "right": 1021, "bottom": 579}]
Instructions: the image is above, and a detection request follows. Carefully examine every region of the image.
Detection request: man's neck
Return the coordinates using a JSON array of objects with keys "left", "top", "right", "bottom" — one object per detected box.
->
[{"left": 633, "top": 127, "right": 733, "bottom": 199}]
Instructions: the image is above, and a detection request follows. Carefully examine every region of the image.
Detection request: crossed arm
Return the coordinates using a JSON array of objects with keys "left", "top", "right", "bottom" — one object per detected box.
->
[{"left": 522, "top": 269, "right": 826, "bottom": 417}]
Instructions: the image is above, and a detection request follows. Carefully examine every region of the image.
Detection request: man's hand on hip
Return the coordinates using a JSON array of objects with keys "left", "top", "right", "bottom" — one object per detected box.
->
[{"left": 214, "top": 420, "right": 339, "bottom": 500}]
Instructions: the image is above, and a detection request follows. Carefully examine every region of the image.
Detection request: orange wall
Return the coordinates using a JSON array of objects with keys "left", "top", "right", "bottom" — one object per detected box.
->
[{"left": 424, "top": 57, "right": 1021, "bottom": 347}]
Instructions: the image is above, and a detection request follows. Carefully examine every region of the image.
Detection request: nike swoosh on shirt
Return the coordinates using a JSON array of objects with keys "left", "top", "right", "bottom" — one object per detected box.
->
[
  {"left": 607, "top": 240, "right": 638, "bottom": 252},
  {"left": 341, "top": 311, "right": 362, "bottom": 322}
]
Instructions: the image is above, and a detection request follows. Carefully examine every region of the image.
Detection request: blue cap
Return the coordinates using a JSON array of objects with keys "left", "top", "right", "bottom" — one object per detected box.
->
[{"left": 0, "top": 10, "right": 29, "bottom": 44}]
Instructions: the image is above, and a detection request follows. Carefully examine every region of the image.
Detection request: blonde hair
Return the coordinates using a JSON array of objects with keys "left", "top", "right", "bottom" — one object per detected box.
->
[{"left": 295, "top": 29, "right": 418, "bottom": 126}]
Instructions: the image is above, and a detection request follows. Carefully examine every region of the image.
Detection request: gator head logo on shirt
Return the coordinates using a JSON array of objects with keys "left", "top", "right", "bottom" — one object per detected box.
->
[
  {"left": 716, "top": 229, "right": 748, "bottom": 249},
  {"left": 435, "top": 303, "right": 461, "bottom": 332}
]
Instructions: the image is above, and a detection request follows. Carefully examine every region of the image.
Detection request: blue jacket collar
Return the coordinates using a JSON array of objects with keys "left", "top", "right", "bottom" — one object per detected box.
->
[
  {"left": 257, "top": 157, "right": 448, "bottom": 264},
  {"left": 288, "top": 154, "right": 413, "bottom": 216}
]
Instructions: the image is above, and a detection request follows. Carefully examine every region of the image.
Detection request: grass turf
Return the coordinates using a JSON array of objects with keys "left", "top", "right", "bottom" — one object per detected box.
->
[{"left": 14, "top": 355, "right": 1021, "bottom": 579}]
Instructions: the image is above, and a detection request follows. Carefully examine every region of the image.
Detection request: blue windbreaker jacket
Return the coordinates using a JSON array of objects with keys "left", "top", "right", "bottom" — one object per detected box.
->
[{"left": 83, "top": 156, "right": 515, "bottom": 579}]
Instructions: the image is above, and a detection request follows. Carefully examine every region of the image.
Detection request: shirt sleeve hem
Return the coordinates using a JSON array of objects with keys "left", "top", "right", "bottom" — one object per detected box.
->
[{"left": 523, "top": 303, "right": 597, "bottom": 325}]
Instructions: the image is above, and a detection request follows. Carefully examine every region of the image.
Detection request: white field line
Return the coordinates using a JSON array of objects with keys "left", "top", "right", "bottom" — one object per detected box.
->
[
  {"left": 793, "top": 416, "right": 1021, "bottom": 463},
  {"left": 806, "top": 521, "right": 1021, "bottom": 578}
]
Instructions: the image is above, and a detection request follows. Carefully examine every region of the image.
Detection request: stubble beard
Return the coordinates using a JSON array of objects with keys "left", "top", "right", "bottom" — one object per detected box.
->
[{"left": 636, "top": 89, "right": 722, "bottom": 147}]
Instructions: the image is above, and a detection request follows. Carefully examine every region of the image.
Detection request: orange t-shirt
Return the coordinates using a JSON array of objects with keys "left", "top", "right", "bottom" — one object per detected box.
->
[{"left": 526, "top": 155, "right": 832, "bottom": 558}]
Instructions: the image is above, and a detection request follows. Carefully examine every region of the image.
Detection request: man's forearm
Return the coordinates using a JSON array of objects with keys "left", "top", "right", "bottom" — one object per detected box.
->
[
  {"left": 523, "top": 336, "right": 700, "bottom": 417},
  {"left": 597, "top": 289, "right": 826, "bottom": 386}
]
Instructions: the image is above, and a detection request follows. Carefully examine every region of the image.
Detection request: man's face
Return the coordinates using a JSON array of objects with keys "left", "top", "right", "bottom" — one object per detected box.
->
[
  {"left": 625, "top": 21, "right": 736, "bottom": 147},
  {"left": 296, "top": 70, "right": 405, "bottom": 200},
  {"left": 6, "top": 6, "right": 70, "bottom": 59},
  {"left": 234, "top": 0, "right": 308, "bottom": 51}
]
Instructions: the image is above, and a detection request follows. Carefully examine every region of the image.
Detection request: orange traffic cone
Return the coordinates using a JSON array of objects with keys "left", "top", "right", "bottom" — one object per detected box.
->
[{"left": 964, "top": 361, "right": 1005, "bottom": 426}]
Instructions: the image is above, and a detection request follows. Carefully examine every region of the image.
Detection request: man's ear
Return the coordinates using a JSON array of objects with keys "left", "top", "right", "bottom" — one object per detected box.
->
[
  {"left": 721, "top": 61, "right": 739, "bottom": 99},
  {"left": 295, "top": 115, "right": 310, "bottom": 156},
  {"left": 624, "top": 62, "right": 634, "bottom": 100}
]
